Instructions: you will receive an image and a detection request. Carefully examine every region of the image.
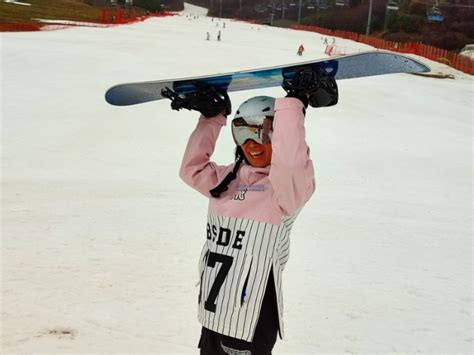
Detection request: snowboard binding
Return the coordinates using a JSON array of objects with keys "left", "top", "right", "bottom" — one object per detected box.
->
[
  {"left": 161, "top": 81, "right": 231, "bottom": 118},
  {"left": 282, "top": 66, "right": 338, "bottom": 108}
]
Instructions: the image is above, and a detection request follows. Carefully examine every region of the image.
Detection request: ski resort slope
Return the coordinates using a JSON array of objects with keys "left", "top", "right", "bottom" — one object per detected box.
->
[{"left": 1, "top": 3, "right": 472, "bottom": 354}]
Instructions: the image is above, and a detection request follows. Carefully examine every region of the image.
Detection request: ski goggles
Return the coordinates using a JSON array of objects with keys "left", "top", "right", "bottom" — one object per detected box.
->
[{"left": 231, "top": 116, "right": 273, "bottom": 146}]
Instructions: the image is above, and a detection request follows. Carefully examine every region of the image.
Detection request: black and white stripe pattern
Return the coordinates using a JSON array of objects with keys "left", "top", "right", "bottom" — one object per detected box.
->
[{"left": 198, "top": 212, "right": 299, "bottom": 342}]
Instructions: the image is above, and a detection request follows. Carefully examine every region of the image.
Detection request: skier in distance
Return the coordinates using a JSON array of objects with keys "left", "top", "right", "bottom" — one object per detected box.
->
[{"left": 162, "top": 68, "right": 338, "bottom": 354}]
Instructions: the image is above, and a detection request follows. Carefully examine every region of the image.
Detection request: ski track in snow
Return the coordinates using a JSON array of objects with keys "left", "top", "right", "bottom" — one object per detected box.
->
[{"left": 1, "top": 2, "right": 473, "bottom": 354}]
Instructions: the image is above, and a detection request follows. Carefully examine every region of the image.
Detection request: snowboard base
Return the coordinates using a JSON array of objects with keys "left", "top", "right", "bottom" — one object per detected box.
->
[{"left": 105, "top": 51, "right": 430, "bottom": 106}]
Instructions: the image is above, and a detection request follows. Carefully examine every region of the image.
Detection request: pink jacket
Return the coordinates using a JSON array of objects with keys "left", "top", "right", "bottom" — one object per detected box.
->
[
  {"left": 179, "top": 97, "right": 315, "bottom": 225},
  {"left": 179, "top": 97, "right": 315, "bottom": 341}
]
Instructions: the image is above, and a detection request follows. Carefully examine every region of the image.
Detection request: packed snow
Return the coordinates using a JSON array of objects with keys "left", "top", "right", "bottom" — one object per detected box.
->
[
  {"left": 459, "top": 46, "right": 474, "bottom": 59},
  {"left": 32, "top": 19, "right": 111, "bottom": 28},
  {"left": 3, "top": 0, "right": 31, "bottom": 6},
  {"left": 1, "top": 2, "right": 472, "bottom": 354}
]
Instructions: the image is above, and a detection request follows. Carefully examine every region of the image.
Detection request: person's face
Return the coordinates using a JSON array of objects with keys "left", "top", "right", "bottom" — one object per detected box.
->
[{"left": 241, "top": 140, "right": 272, "bottom": 167}]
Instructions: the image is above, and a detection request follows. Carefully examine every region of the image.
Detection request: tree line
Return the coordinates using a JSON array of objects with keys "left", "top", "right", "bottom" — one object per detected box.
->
[
  {"left": 111, "top": 0, "right": 184, "bottom": 11},
  {"left": 186, "top": 0, "right": 473, "bottom": 50}
]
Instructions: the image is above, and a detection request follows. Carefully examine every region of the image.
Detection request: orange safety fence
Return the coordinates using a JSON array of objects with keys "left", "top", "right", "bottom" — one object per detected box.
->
[
  {"left": 290, "top": 24, "right": 474, "bottom": 76},
  {"left": 0, "top": 23, "right": 42, "bottom": 32}
]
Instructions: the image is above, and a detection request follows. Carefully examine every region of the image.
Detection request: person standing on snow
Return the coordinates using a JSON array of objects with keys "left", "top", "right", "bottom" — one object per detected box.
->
[
  {"left": 162, "top": 67, "right": 338, "bottom": 354},
  {"left": 297, "top": 44, "right": 305, "bottom": 56}
]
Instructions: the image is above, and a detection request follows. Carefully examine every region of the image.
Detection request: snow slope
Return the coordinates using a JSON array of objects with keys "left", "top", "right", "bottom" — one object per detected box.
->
[{"left": 1, "top": 3, "right": 473, "bottom": 354}]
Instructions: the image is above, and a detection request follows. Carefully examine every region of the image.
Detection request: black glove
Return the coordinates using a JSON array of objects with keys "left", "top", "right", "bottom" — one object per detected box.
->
[
  {"left": 161, "top": 82, "right": 231, "bottom": 118},
  {"left": 282, "top": 66, "right": 338, "bottom": 108}
]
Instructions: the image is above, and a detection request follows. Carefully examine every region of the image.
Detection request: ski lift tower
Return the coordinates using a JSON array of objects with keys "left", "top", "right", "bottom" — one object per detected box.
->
[
  {"left": 125, "top": 0, "right": 133, "bottom": 18},
  {"left": 365, "top": 0, "right": 373, "bottom": 35},
  {"left": 110, "top": 0, "right": 117, "bottom": 22},
  {"left": 297, "top": 0, "right": 303, "bottom": 24},
  {"left": 384, "top": 0, "right": 400, "bottom": 30},
  {"left": 282, "top": 1, "right": 287, "bottom": 20},
  {"left": 270, "top": 2, "right": 276, "bottom": 25}
]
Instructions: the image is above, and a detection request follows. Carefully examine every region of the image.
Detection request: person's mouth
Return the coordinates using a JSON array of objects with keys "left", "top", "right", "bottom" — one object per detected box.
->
[{"left": 250, "top": 151, "right": 263, "bottom": 157}]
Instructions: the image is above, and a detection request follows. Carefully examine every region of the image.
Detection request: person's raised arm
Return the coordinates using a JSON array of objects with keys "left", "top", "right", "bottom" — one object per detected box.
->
[
  {"left": 269, "top": 97, "right": 315, "bottom": 215},
  {"left": 162, "top": 84, "right": 232, "bottom": 197},
  {"left": 269, "top": 66, "right": 339, "bottom": 215},
  {"left": 179, "top": 114, "right": 229, "bottom": 197}
]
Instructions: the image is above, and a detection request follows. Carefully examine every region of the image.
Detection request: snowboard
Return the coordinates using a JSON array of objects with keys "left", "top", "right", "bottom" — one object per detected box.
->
[{"left": 105, "top": 51, "right": 430, "bottom": 106}]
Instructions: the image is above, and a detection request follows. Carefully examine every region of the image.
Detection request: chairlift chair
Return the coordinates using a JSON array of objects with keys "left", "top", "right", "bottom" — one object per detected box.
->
[
  {"left": 307, "top": 0, "right": 316, "bottom": 9},
  {"left": 254, "top": 4, "right": 266, "bottom": 13},
  {"left": 386, "top": 0, "right": 400, "bottom": 10},
  {"left": 427, "top": 5, "right": 444, "bottom": 22},
  {"left": 319, "top": 1, "right": 329, "bottom": 10}
]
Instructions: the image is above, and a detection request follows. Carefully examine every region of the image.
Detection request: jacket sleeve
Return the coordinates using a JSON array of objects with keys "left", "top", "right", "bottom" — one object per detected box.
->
[
  {"left": 269, "top": 97, "right": 316, "bottom": 216},
  {"left": 179, "top": 114, "right": 230, "bottom": 198}
]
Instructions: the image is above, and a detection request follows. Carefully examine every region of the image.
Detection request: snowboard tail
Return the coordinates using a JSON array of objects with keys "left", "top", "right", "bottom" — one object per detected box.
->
[{"left": 105, "top": 51, "right": 430, "bottom": 106}]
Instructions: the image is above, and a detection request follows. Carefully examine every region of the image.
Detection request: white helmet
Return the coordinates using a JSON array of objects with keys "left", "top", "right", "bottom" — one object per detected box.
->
[
  {"left": 232, "top": 96, "right": 276, "bottom": 146},
  {"left": 234, "top": 96, "right": 275, "bottom": 122}
]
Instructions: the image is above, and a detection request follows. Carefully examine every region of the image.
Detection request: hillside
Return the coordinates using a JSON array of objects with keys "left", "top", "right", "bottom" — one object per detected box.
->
[
  {"left": 189, "top": 0, "right": 473, "bottom": 51},
  {"left": 0, "top": 1, "right": 184, "bottom": 25},
  {"left": 0, "top": 0, "right": 107, "bottom": 24}
]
